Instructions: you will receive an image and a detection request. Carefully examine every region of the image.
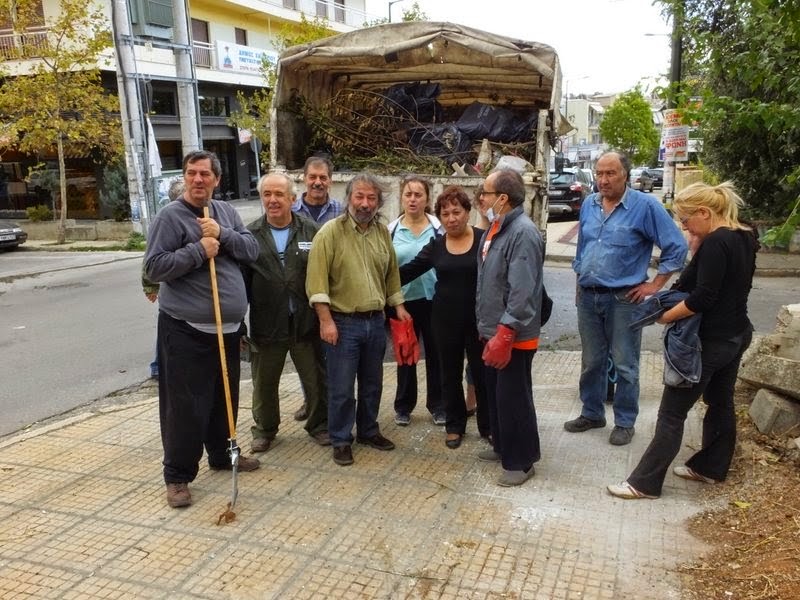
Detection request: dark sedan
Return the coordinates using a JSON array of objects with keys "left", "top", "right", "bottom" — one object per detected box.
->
[
  {"left": 650, "top": 168, "right": 664, "bottom": 188},
  {"left": 548, "top": 168, "right": 593, "bottom": 218},
  {"left": 0, "top": 220, "right": 28, "bottom": 250}
]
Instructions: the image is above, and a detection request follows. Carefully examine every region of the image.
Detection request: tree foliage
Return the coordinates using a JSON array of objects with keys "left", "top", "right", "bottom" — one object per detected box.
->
[
  {"left": 659, "top": 0, "right": 800, "bottom": 221},
  {"left": 0, "top": 0, "right": 121, "bottom": 242},
  {"left": 598, "top": 89, "right": 660, "bottom": 165}
]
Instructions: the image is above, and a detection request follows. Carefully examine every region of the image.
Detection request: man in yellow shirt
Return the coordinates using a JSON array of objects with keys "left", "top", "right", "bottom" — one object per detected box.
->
[{"left": 306, "top": 173, "right": 412, "bottom": 466}]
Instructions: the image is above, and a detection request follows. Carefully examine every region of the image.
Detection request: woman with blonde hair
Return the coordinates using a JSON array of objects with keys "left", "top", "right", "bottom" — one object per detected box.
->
[{"left": 608, "top": 181, "right": 759, "bottom": 499}]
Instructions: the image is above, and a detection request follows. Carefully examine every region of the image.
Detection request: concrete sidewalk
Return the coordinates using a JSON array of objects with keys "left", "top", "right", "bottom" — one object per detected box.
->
[{"left": 0, "top": 352, "right": 714, "bottom": 599}]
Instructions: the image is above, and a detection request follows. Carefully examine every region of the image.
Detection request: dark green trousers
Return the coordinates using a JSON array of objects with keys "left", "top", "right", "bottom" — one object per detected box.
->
[{"left": 250, "top": 337, "right": 328, "bottom": 440}]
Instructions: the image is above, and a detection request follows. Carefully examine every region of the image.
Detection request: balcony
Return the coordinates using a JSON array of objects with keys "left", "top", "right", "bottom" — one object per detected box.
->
[
  {"left": 260, "top": 0, "right": 373, "bottom": 28},
  {"left": 0, "top": 27, "right": 49, "bottom": 61}
]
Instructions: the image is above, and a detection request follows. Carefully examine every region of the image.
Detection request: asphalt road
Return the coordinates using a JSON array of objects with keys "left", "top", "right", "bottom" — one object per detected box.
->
[
  {"left": 0, "top": 251, "right": 156, "bottom": 437},
  {"left": 1, "top": 247, "right": 798, "bottom": 438}
]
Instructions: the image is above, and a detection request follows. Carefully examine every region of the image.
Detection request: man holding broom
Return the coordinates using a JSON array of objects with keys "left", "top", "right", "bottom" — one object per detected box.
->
[{"left": 144, "top": 150, "right": 261, "bottom": 508}]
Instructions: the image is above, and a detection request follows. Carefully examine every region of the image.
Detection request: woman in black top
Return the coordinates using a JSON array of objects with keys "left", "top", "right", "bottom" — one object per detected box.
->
[
  {"left": 400, "top": 186, "right": 489, "bottom": 449},
  {"left": 608, "top": 181, "right": 758, "bottom": 499}
]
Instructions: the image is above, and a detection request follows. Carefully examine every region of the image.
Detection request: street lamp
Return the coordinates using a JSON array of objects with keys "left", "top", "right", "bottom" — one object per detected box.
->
[{"left": 388, "top": 0, "right": 407, "bottom": 22}]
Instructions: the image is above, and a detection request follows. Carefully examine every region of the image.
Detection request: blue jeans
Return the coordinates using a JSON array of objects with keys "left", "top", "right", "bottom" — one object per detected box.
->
[
  {"left": 323, "top": 313, "right": 386, "bottom": 447},
  {"left": 577, "top": 287, "right": 641, "bottom": 428}
]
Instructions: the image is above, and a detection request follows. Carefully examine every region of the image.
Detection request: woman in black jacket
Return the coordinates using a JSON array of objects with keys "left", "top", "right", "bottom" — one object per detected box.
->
[
  {"left": 400, "top": 186, "right": 489, "bottom": 449},
  {"left": 608, "top": 181, "right": 758, "bottom": 499}
]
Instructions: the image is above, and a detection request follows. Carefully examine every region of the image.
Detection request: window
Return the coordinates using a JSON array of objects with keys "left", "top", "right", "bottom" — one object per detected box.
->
[
  {"left": 283, "top": 0, "right": 297, "bottom": 8},
  {"left": 316, "top": 1, "right": 328, "bottom": 18},
  {"left": 235, "top": 27, "right": 247, "bottom": 46},
  {"left": 333, "top": 0, "right": 345, "bottom": 23},
  {"left": 199, "top": 96, "right": 229, "bottom": 117},
  {"left": 151, "top": 91, "right": 177, "bottom": 116}
]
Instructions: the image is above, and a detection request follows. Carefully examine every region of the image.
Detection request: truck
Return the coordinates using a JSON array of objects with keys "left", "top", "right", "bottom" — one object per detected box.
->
[{"left": 269, "top": 21, "right": 567, "bottom": 231}]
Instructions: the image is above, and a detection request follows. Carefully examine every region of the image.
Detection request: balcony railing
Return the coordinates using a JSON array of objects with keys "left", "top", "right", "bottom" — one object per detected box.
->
[
  {"left": 0, "top": 26, "right": 49, "bottom": 61},
  {"left": 267, "top": 0, "right": 372, "bottom": 27},
  {"left": 192, "top": 41, "right": 214, "bottom": 68}
]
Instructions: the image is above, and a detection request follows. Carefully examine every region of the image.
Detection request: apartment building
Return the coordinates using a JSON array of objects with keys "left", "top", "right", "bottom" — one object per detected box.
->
[{"left": 0, "top": 0, "right": 374, "bottom": 215}]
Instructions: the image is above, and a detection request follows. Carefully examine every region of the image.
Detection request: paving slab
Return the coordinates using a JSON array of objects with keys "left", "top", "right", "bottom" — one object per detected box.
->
[{"left": 0, "top": 351, "right": 713, "bottom": 599}]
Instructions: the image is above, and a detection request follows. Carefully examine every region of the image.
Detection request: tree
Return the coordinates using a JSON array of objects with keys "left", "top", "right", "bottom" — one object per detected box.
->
[
  {"left": 599, "top": 89, "right": 660, "bottom": 165},
  {"left": 0, "top": 0, "right": 122, "bottom": 243},
  {"left": 658, "top": 0, "right": 800, "bottom": 221}
]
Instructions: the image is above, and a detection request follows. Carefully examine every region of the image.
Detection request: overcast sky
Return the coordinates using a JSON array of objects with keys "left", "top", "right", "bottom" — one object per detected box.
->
[{"left": 363, "top": 0, "right": 673, "bottom": 96}]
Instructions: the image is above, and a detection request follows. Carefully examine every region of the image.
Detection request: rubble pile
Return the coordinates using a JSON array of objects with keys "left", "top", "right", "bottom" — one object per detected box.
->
[
  {"left": 289, "top": 82, "right": 539, "bottom": 175},
  {"left": 740, "top": 303, "right": 800, "bottom": 449}
]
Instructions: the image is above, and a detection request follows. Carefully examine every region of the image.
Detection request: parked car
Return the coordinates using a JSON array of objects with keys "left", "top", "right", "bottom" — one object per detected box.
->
[
  {"left": 649, "top": 167, "right": 664, "bottom": 188},
  {"left": 548, "top": 168, "right": 593, "bottom": 217},
  {"left": 0, "top": 219, "right": 27, "bottom": 250},
  {"left": 580, "top": 168, "right": 599, "bottom": 193},
  {"left": 629, "top": 168, "right": 655, "bottom": 192}
]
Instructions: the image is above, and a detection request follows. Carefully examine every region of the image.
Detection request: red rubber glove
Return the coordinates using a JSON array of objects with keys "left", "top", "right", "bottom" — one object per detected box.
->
[{"left": 482, "top": 324, "right": 516, "bottom": 369}]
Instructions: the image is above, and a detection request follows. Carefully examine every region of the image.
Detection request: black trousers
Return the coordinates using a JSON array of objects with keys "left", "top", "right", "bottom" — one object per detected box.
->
[
  {"left": 485, "top": 348, "right": 540, "bottom": 471},
  {"left": 628, "top": 329, "right": 752, "bottom": 496},
  {"left": 432, "top": 314, "right": 489, "bottom": 437},
  {"left": 394, "top": 298, "right": 443, "bottom": 415},
  {"left": 158, "top": 311, "right": 241, "bottom": 484}
]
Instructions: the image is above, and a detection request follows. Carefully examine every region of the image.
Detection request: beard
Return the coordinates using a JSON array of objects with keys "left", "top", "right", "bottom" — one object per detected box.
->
[{"left": 350, "top": 205, "right": 377, "bottom": 224}]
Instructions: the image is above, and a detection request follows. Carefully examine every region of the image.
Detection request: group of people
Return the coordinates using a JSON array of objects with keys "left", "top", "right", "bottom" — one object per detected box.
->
[{"left": 144, "top": 148, "right": 758, "bottom": 508}]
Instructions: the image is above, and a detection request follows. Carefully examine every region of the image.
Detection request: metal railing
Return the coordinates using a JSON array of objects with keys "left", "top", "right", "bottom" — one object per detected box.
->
[
  {"left": 265, "top": 0, "right": 372, "bottom": 27},
  {"left": 192, "top": 41, "right": 214, "bottom": 68},
  {"left": 0, "top": 26, "right": 49, "bottom": 60}
]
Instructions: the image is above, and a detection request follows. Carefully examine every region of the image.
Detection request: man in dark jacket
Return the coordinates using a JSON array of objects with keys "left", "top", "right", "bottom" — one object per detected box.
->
[{"left": 244, "top": 172, "right": 330, "bottom": 453}]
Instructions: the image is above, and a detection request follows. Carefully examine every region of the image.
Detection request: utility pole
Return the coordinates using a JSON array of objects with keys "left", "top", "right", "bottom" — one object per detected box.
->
[
  {"left": 666, "top": 0, "right": 684, "bottom": 202},
  {"left": 173, "top": 0, "right": 202, "bottom": 153},
  {"left": 110, "top": 0, "right": 149, "bottom": 234}
]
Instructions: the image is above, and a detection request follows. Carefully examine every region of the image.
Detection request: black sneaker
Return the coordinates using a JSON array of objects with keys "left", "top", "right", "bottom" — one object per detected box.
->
[
  {"left": 333, "top": 445, "right": 354, "bottom": 466},
  {"left": 564, "top": 415, "right": 607, "bottom": 433},
  {"left": 609, "top": 426, "right": 635, "bottom": 446},
  {"left": 356, "top": 433, "right": 396, "bottom": 451}
]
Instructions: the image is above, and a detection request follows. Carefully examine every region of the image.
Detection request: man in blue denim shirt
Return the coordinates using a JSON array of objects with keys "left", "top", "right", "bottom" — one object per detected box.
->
[{"left": 565, "top": 151, "right": 687, "bottom": 446}]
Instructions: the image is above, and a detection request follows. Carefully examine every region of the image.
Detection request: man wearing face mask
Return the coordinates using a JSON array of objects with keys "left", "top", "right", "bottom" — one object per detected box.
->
[
  {"left": 475, "top": 169, "right": 545, "bottom": 487},
  {"left": 306, "top": 173, "right": 412, "bottom": 467},
  {"left": 290, "top": 155, "right": 344, "bottom": 421}
]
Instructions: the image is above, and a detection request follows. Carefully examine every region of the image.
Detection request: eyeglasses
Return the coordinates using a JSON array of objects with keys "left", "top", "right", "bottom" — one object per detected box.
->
[
  {"left": 480, "top": 190, "right": 502, "bottom": 197},
  {"left": 678, "top": 213, "right": 694, "bottom": 225}
]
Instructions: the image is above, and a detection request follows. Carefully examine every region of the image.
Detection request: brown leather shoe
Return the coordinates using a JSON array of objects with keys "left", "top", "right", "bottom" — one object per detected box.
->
[
  {"left": 166, "top": 482, "right": 191, "bottom": 508},
  {"left": 356, "top": 433, "right": 395, "bottom": 451},
  {"left": 210, "top": 454, "right": 261, "bottom": 472},
  {"left": 293, "top": 404, "right": 309, "bottom": 421},
  {"left": 251, "top": 437, "right": 271, "bottom": 453},
  {"left": 310, "top": 431, "right": 331, "bottom": 446},
  {"left": 333, "top": 445, "right": 353, "bottom": 466}
]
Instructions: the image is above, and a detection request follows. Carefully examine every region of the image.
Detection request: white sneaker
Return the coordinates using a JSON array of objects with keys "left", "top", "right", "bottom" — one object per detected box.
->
[
  {"left": 673, "top": 465, "right": 717, "bottom": 484},
  {"left": 607, "top": 481, "right": 658, "bottom": 499}
]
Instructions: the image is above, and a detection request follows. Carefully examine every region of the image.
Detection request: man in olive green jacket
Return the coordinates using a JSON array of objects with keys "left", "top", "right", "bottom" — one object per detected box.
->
[{"left": 244, "top": 172, "right": 329, "bottom": 453}]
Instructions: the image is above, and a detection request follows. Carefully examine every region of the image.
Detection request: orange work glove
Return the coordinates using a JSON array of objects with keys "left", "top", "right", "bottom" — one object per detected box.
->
[{"left": 482, "top": 324, "right": 516, "bottom": 369}]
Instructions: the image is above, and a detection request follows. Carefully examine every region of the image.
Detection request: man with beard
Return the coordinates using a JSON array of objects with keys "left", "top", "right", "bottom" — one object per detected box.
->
[
  {"left": 290, "top": 155, "right": 343, "bottom": 420},
  {"left": 306, "top": 173, "right": 412, "bottom": 466}
]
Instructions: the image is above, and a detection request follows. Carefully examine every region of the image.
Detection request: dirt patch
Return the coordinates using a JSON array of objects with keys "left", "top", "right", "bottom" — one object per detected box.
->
[{"left": 680, "top": 386, "right": 800, "bottom": 600}]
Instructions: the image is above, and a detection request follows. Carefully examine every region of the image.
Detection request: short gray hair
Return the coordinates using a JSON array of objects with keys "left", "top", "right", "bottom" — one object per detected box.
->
[{"left": 258, "top": 171, "right": 296, "bottom": 197}]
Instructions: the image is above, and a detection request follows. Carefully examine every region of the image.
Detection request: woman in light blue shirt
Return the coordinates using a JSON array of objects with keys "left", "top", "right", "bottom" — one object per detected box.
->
[{"left": 388, "top": 176, "right": 445, "bottom": 426}]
